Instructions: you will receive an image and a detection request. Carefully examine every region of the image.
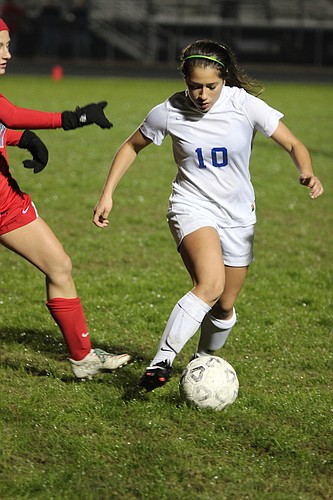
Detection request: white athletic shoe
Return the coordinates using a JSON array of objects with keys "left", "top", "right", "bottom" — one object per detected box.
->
[{"left": 70, "top": 348, "right": 131, "bottom": 380}]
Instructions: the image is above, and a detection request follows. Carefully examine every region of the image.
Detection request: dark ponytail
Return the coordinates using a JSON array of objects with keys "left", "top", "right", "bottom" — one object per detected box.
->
[{"left": 179, "top": 39, "right": 264, "bottom": 96}]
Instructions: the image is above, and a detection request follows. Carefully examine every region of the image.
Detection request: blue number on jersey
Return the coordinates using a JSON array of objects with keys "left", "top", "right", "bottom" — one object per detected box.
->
[{"left": 195, "top": 147, "right": 228, "bottom": 169}]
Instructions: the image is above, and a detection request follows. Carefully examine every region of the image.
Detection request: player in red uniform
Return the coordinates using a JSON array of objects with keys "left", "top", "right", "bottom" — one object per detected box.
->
[{"left": 0, "top": 18, "right": 131, "bottom": 379}]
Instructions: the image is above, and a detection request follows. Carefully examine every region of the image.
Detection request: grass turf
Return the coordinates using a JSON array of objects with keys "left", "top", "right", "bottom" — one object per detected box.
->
[{"left": 0, "top": 75, "right": 332, "bottom": 499}]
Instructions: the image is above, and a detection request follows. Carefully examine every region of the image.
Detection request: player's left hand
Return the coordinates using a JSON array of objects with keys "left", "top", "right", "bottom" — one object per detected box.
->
[
  {"left": 18, "top": 130, "right": 49, "bottom": 174},
  {"left": 299, "top": 174, "right": 324, "bottom": 199},
  {"left": 62, "top": 101, "right": 113, "bottom": 130}
]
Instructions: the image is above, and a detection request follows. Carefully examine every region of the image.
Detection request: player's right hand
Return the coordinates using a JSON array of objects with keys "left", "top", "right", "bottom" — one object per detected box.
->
[
  {"left": 299, "top": 174, "right": 324, "bottom": 199},
  {"left": 93, "top": 196, "right": 113, "bottom": 228},
  {"left": 62, "top": 102, "right": 113, "bottom": 130}
]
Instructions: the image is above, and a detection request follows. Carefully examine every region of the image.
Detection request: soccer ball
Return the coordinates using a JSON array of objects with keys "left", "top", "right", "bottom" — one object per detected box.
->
[{"left": 179, "top": 355, "right": 239, "bottom": 411}]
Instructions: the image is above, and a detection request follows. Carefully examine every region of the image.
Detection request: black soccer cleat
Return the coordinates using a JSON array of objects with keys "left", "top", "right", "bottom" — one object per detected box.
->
[{"left": 139, "top": 360, "right": 173, "bottom": 392}]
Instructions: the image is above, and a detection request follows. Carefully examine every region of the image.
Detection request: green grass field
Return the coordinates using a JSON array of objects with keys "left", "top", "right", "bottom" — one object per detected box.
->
[{"left": 0, "top": 75, "right": 332, "bottom": 500}]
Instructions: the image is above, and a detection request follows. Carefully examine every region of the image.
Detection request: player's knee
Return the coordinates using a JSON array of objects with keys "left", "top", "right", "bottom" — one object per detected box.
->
[
  {"left": 60, "top": 253, "right": 73, "bottom": 277},
  {"left": 195, "top": 278, "right": 224, "bottom": 305},
  {"left": 47, "top": 252, "right": 73, "bottom": 283}
]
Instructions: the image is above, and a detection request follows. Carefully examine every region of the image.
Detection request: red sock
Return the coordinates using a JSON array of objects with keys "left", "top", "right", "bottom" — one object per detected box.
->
[{"left": 46, "top": 297, "right": 91, "bottom": 361}]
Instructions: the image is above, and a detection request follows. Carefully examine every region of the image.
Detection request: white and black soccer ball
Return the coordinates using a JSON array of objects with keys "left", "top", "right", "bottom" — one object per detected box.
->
[{"left": 179, "top": 355, "right": 239, "bottom": 411}]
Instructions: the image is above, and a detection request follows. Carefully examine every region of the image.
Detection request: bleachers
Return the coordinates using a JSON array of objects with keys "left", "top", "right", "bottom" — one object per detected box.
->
[
  {"left": 90, "top": 0, "right": 333, "bottom": 25},
  {"left": 14, "top": 0, "right": 333, "bottom": 25},
  {"left": 17, "top": 0, "right": 333, "bottom": 27},
  {"left": 268, "top": 0, "right": 333, "bottom": 22},
  {"left": 10, "top": 0, "right": 333, "bottom": 65}
]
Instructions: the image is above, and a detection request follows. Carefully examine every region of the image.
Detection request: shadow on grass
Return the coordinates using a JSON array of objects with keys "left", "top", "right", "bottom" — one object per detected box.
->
[
  {"left": 0, "top": 325, "right": 146, "bottom": 384},
  {"left": 0, "top": 326, "right": 187, "bottom": 403},
  {"left": 0, "top": 327, "right": 61, "bottom": 353},
  {"left": 121, "top": 364, "right": 185, "bottom": 404},
  {"left": 0, "top": 325, "right": 138, "bottom": 357}
]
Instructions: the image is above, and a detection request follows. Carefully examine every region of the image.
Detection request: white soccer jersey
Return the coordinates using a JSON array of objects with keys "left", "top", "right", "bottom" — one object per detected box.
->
[{"left": 140, "top": 86, "right": 284, "bottom": 227}]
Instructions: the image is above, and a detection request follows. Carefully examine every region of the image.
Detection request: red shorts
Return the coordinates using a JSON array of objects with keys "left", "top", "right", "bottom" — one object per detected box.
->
[{"left": 0, "top": 192, "right": 39, "bottom": 235}]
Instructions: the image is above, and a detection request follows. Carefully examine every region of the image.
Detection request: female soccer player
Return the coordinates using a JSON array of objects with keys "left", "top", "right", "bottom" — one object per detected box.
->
[
  {"left": 0, "top": 18, "right": 131, "bottom": 379},
  {"left": 93, "top": 39, "right": 323, "bottom": 391}
]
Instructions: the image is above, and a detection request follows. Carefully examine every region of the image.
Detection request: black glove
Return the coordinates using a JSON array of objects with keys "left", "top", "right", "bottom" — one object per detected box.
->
[
  {"left": 18, "top": 130, "right": 49, "bottom": 174},
  {"left": 61, "top": 101, "right": 113, "bottom": 130}
]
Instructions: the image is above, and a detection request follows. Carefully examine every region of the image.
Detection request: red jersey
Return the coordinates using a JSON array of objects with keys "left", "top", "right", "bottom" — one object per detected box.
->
[{"left": 0, "top": 93, "right": 63, "bottom": 213}]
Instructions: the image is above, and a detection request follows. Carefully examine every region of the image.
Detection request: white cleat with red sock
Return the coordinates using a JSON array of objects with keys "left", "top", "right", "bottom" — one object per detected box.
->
[{"left": 70, "top": 348, "right": 131, "bottom": 379}]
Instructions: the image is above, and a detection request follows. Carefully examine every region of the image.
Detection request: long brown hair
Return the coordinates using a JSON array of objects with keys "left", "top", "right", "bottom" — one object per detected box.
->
[{"left": 179, "top": 40, "right": 264, "bottom": 96}]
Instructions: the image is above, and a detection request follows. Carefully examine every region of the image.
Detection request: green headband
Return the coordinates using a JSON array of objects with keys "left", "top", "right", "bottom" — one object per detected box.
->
[{"left": 184, "top": 55, "right": 225, "bottom": 68}]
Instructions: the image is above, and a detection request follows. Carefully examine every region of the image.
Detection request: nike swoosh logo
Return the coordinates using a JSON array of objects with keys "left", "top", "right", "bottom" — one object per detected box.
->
[
  {"left": 22, "top": 206, "right": 30, "bottom": 214},
  {"left": 81, "top": 332, "right": 89, "bottom": 337},
  {"left": 161, "top": 347, "right": 173, "bottom": 352}
]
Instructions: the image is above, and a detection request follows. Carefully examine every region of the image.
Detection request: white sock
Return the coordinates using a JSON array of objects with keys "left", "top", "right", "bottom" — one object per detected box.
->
[
  {"left": 150, "top": 291, "right": 211, "bottom": 367},
  {"left": 197, "top": 308, "right": 237, "bottom": 356}
]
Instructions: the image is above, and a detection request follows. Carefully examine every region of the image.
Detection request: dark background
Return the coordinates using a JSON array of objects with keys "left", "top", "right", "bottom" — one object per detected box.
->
[{"left": 1, "top": 0, "right": 333, "bottom": 81}]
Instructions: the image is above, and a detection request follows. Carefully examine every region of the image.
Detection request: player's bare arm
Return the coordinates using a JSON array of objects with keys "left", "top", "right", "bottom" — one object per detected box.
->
[
  {"left": 93, "top": 129, "right": 151, "bottom": 227},
  {"left": 271, "top": 121, "right": 324, "bottom": 199}
]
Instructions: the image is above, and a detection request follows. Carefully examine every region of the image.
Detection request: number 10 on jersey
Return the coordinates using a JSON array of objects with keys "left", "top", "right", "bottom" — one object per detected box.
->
[{"left": 195, "top": 147, "right": 228, "bottom": 169}]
